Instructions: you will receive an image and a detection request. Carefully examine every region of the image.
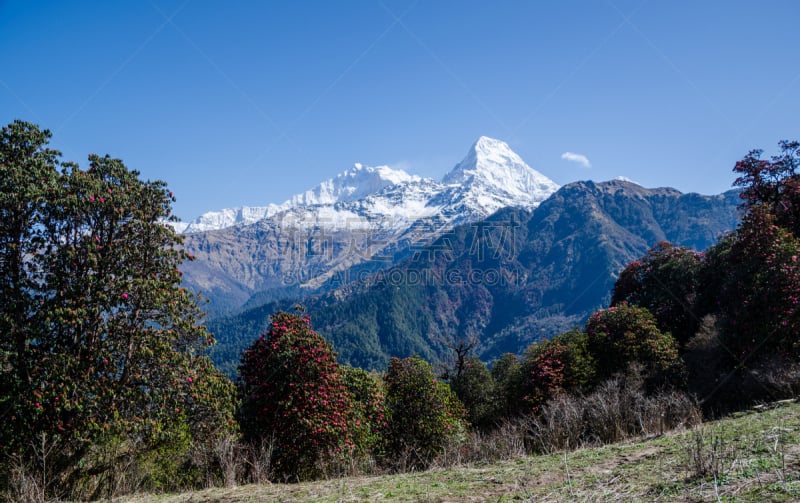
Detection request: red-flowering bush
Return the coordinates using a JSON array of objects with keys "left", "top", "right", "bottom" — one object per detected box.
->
[
  {"left": 521, "top": 341, "right": 568, "bottom": 413},
  {"left": 520, "top": 330, "right": 598, "bottom": 414},
  {"left": 682, "top": 141, "right": 800, "bottom": 411},
  {"left": 703, "top": 207, "right": 800, "bottom": 359},
  {"left": 733, "top": 140, "right": 800, "bottom": 237},
  {"left": 383, "top": 356, "right": 466, "bottom": 468},
  {"left": 238, "top": 311, "right": 355, "bottom": 480}
]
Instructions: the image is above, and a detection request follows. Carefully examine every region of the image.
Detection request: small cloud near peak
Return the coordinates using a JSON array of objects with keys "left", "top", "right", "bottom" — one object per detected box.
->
[{"left": 561, "top": 152, "right": 591, "bottom": 168}]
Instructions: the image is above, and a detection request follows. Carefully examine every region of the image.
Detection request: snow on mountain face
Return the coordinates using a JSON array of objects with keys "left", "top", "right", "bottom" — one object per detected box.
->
[
  {"left": 443, "top": 136, "right": 560, "bottom": 214},
  {"left": 176, "top": 164, "right": 417, "bottom": 233},
  {"left": 285, "top": 163, "right": 421, "bottom": 207},
  {"left": 175, "top": 205, "right": 282, "bottom": 233},
  {"left": 175, "top": 137, "right": 558, "bottom": 233}
]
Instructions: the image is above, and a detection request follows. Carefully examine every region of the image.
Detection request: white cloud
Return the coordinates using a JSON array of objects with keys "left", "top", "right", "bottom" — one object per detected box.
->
[{"left": 561, "top": 152, "right": 591, "bottom": 168}]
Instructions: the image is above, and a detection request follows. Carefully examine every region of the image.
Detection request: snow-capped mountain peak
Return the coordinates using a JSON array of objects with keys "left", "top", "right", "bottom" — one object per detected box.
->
[
  {"left": 177, "top": 138, "right": 562, "bottom": 301},
  {"left": 287, "top": 163, "right": 420, "bottom": 207},
  {"left": 443, "top": 136, "right": 526, "bottom": 184},
  {"left": 440, "top": 136, "right": 560, "bottom": 214}
]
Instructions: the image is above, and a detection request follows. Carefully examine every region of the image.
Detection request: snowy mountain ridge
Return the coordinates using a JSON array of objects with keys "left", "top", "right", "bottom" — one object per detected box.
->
[
  {"left": 173, "top": 163, "right": 420, "bottom": 233},
  {"left": 174, "top": 137, "right": 559, "bottom": 234}
]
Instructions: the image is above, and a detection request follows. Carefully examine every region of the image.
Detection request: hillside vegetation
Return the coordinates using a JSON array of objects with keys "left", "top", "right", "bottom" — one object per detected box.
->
[{"left": 120, "top": 400, "right": 800, "bottom": 502}]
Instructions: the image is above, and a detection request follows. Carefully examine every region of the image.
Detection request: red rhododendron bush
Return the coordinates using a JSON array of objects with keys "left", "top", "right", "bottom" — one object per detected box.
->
[{"left": 238, "top": 311, "right": 385, "bottom": 480}]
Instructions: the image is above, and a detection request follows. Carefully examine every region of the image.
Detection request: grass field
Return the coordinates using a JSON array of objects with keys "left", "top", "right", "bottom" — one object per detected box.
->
[{"left": 121, "top": 400, "right": 800, "bottom": 502}]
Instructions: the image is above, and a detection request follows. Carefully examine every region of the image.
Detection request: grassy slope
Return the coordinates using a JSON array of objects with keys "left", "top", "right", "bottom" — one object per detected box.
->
[{"left": 123, "top": 401, "right": 800, "bottom": 503}]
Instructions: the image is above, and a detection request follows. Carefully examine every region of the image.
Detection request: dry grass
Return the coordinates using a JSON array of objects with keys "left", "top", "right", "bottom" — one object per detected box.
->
[{"left": 116, "top": 399, "right": 800, "bottom": 503}]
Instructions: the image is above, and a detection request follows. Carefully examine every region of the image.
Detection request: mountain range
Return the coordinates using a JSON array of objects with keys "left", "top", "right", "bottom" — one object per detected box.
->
[
  {"left": 172, "top": 138, "right": 742, "bottom": 375},
  {"left": 177, "top": 137, "right": 560, "bottom": 314},
  {"left": 174, "top": 136, "right": 558, "bottom": 234},
  {"left": 206, "top": 179, "right": 740, "bottom": 374}
]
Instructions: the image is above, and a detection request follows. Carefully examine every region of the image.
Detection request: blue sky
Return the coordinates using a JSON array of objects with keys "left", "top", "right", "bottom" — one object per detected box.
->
[{"left": 2, "top": 1, "right": 798, "bottom": 220}]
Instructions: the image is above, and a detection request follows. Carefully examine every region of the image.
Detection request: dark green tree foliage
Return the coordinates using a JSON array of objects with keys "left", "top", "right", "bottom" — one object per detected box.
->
[
  {"left": 449, "top": 356, "right": 497, "bottom": 429},
  {"left": 0, "top": 121, "right": 236, "bottom": 497},
  {"left": 339, "top": 365, "right": 387, "bottom": 457},
  {"left": 238, "top": 311, "right": 355, "bottom": 480},
  {"left": 490, "top": 353, "right": 523, "bottom": 417},
  {"left": 585, "top": 304, "right": 684, "bottom": 388},
  {"left": 550, "top": 330, "right": 597, "bottom": 391},
  {"left": 0, "top": 121, "right": 60, "bottom": 420},
  {"left": 383, "top": 356, "right": 466, "bottom": 468},
  {"left": 611, "top": 242, "right": 702, "bottom": 346}
]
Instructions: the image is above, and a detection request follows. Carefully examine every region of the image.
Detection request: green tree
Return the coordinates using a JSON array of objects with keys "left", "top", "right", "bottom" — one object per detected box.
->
[
  {"left": 551, "top": 329, "right": 597, "bottom": 391},
  {"left": 0, "top": 121, "right": 236, "bottom": 498},
  {"left": 490, "top": 353, "right": 523, "bottom": 417},
  {"left": 0, "top": 120, "right": 60, "bottom": 434},
  {"left": 585, "top": 304, "right": 684, "bottom": 388},
  {"left": 449, "top": 356, "right": 497, "bottom": 429},
  {"left": 612, "top": 242, "right": 702, "bottom": 346},
  {"left": 383, "top": 356, "right": 466, "bottom": 469},
  {"left": 339, "top": 365, "right": 387, "bottom": 459},
  {"left": 238, "top": 311, "right": 356, "bottom": 480}
]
